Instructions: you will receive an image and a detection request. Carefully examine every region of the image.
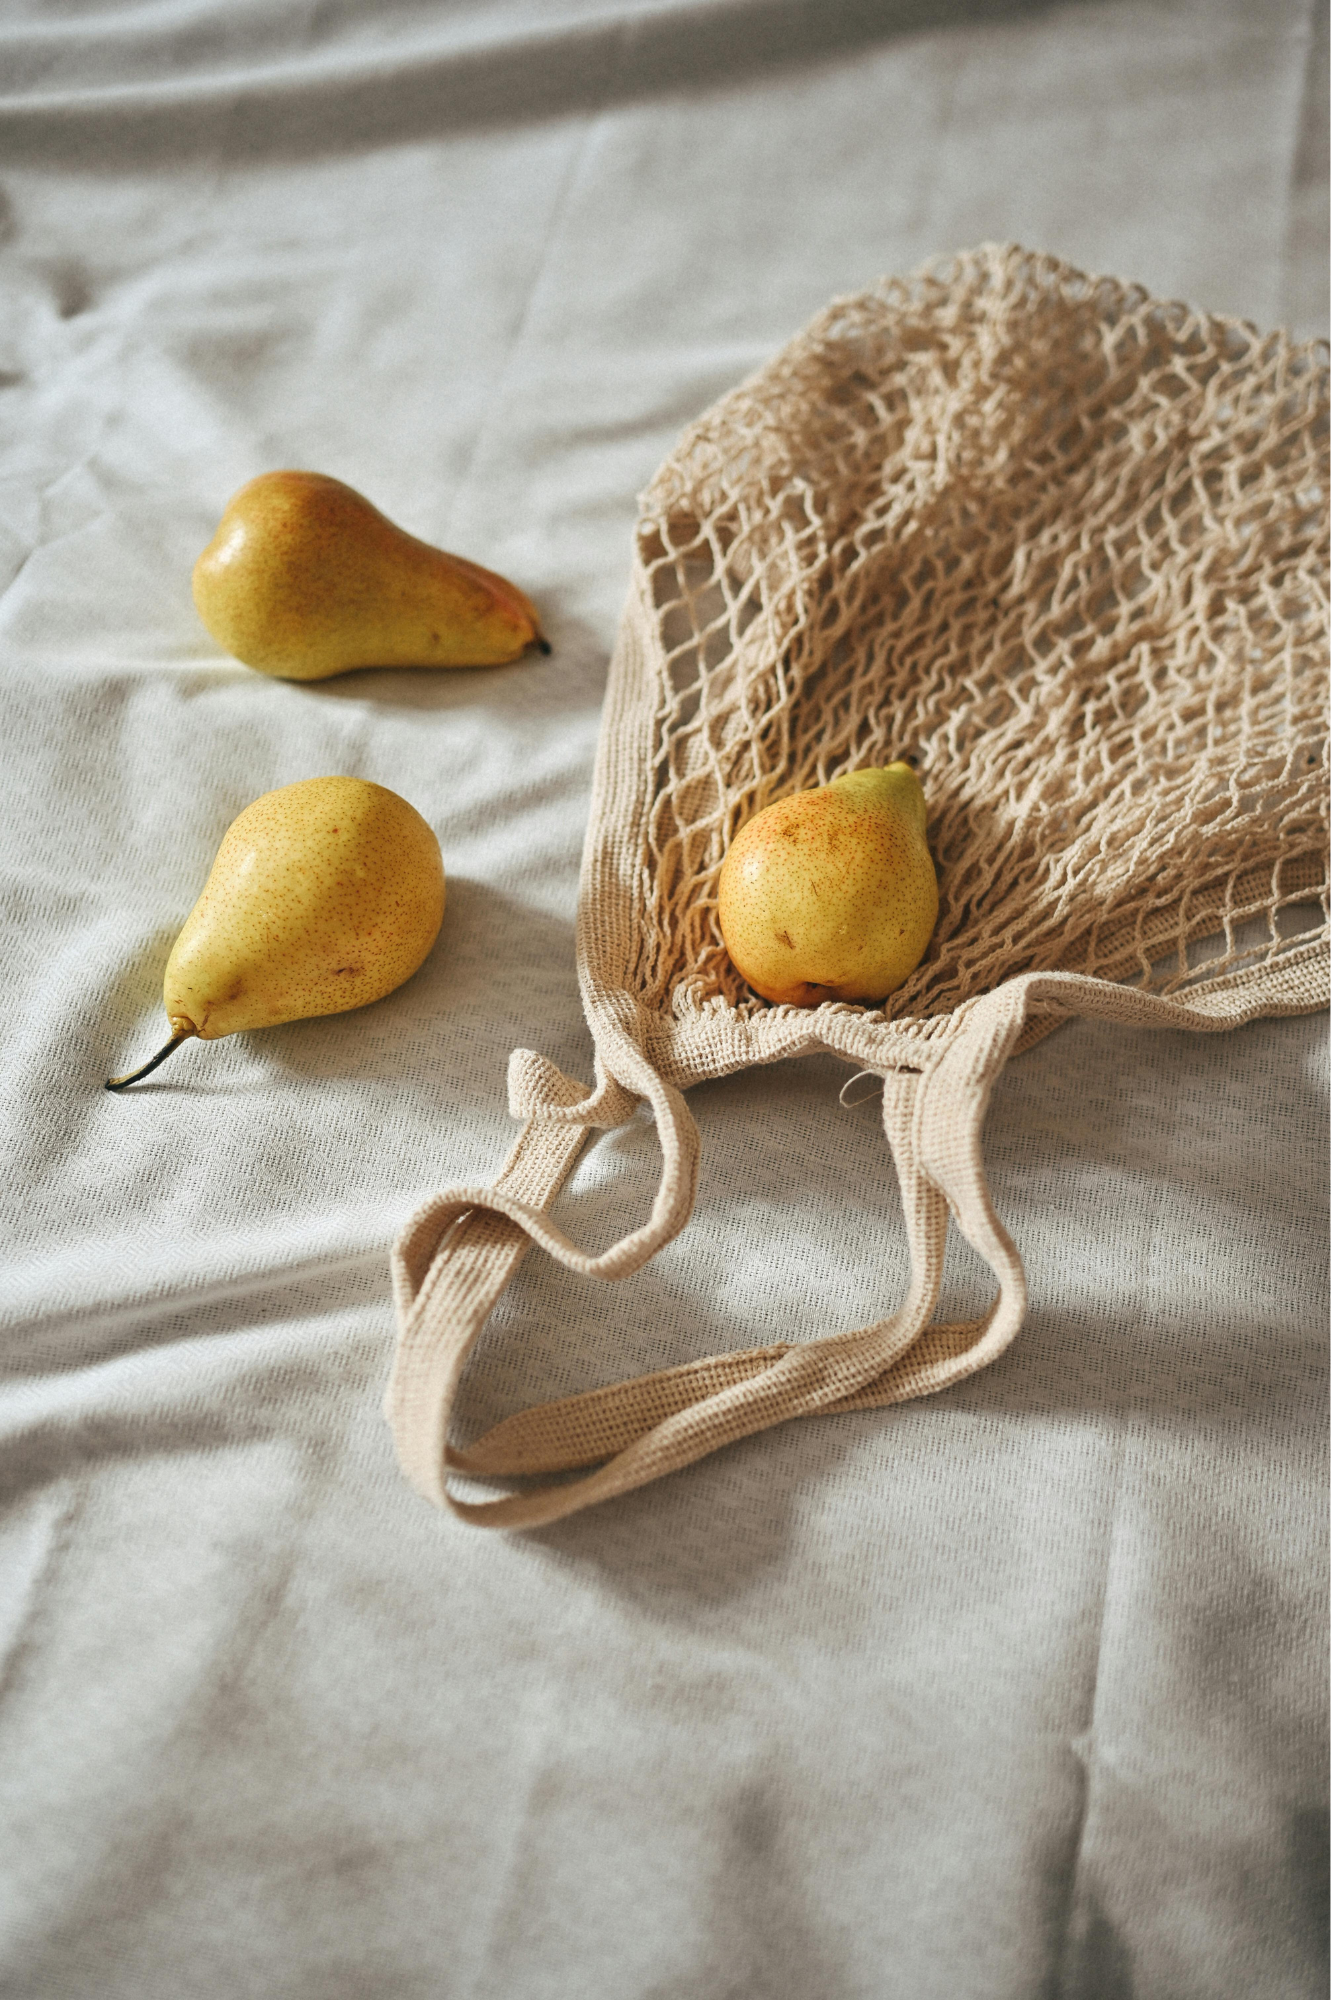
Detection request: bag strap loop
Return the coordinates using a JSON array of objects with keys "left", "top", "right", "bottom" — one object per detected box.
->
[{"left": 387, "top": 963, "right": 1325, "bottom": 1528}]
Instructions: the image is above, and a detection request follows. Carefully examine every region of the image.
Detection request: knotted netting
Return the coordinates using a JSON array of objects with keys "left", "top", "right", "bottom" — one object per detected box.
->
[{"left": 636, "top": 242, "right": 1327, "bottom": 1040}]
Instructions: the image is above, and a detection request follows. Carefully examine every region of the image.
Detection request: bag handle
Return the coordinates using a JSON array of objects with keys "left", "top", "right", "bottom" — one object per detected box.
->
[
  {"left": 388, "top": 1065, "right": 969, "bottom": 1528},
  {"left": 386, "top": 1044, "right": 697, "bottom": 1511},
  {"left": 388, "top": 964, "right": 1323, "bottom": 1527}
]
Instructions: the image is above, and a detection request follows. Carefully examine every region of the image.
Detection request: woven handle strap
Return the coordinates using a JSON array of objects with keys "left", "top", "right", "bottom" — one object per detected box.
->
[{"left": 387, "top": 964, "right": 1322, "bottom": 1528}]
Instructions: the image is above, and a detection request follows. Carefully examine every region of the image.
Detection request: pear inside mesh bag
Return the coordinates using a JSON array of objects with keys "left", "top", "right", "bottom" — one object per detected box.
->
[{"left": 389, "top": 244, "right": 1329, "bottom": 1530}]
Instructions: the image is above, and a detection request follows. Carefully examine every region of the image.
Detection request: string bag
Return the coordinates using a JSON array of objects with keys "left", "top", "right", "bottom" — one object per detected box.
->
[{"left": 387, "top": 243, "right": 1330, "bottom": 1529}]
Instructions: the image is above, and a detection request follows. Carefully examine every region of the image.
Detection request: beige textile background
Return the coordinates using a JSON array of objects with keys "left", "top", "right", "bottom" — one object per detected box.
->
[{"left": 0, "top": 2, "right": 1327, "bottom": 1995}]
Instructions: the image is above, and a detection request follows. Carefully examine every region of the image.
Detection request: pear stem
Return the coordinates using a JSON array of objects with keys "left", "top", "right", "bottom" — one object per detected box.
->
[
  {"left": 105, "top": 1026, "right": 197, "bottom": 1093},
  {"left": 532, "top": 636, "right": 552, "bottom": 656}
]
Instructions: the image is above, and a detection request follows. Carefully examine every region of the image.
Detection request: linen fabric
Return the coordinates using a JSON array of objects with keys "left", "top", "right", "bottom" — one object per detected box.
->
[{"left": 0, "top": 2, "right": 1327, "bottom": 1996}]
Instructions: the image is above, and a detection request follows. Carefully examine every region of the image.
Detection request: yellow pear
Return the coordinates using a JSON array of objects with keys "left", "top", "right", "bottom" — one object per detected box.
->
[
  {"left": 192, "top": 471, "right": 548, "bottom": 680},
  {"left": 107, "top": 777, "right": 445, "bottom": 1090},
  {"left": 717, "top": 763, "right": 938, "bottom": 1007}
]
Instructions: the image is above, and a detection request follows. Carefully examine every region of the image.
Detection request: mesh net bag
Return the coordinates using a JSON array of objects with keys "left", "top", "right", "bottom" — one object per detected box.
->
[{"left": 388, "top": 243, "right": 1330, "bottom": 1529}]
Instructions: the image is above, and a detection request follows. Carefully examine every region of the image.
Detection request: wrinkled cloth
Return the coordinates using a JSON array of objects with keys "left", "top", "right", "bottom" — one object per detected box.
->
[{"left": 0, "top": 3, "right": 1327, "bottom": 1997}]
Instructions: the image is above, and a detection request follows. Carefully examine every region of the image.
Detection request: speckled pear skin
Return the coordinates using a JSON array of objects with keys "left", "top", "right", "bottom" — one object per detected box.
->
[
  {"left": 192, "top": 471, "right": 543, "bottom": 680},
  {"left": 162, "top": 777, "right": 446, "bottom": 1041},
  {"left": 717, "top": 763, "right": 937, "bottom": 1007}
]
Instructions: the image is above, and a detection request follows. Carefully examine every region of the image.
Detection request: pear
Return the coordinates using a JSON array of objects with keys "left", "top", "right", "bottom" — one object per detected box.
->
[
  {"left": 717, "top": 763, "right": 938, "bottom": 1007},
  {"left": 106, "top": 777, "right": 445, "bottom": 1090},
  {"left": 192, "top": 471, "right": 548, "bottom": 680}
]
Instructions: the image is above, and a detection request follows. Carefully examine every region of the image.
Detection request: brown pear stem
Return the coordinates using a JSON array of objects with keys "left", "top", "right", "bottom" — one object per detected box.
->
[
  {"left": 532, "top": 636, "right": 552, "bottom": 656},
  {"left": 105, "top": 1025, "right": 197, "bottom": 1093}
]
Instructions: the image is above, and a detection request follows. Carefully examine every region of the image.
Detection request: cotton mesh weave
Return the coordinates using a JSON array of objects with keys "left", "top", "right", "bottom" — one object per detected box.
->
[{"left": 389, "top": 245, "right": 1329, "bottom": 1529}]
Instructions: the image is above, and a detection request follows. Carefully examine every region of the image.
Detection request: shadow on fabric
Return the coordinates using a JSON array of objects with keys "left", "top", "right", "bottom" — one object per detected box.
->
[{"left": 0, "top": 0, "right": 1116, "bottom": 167}]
